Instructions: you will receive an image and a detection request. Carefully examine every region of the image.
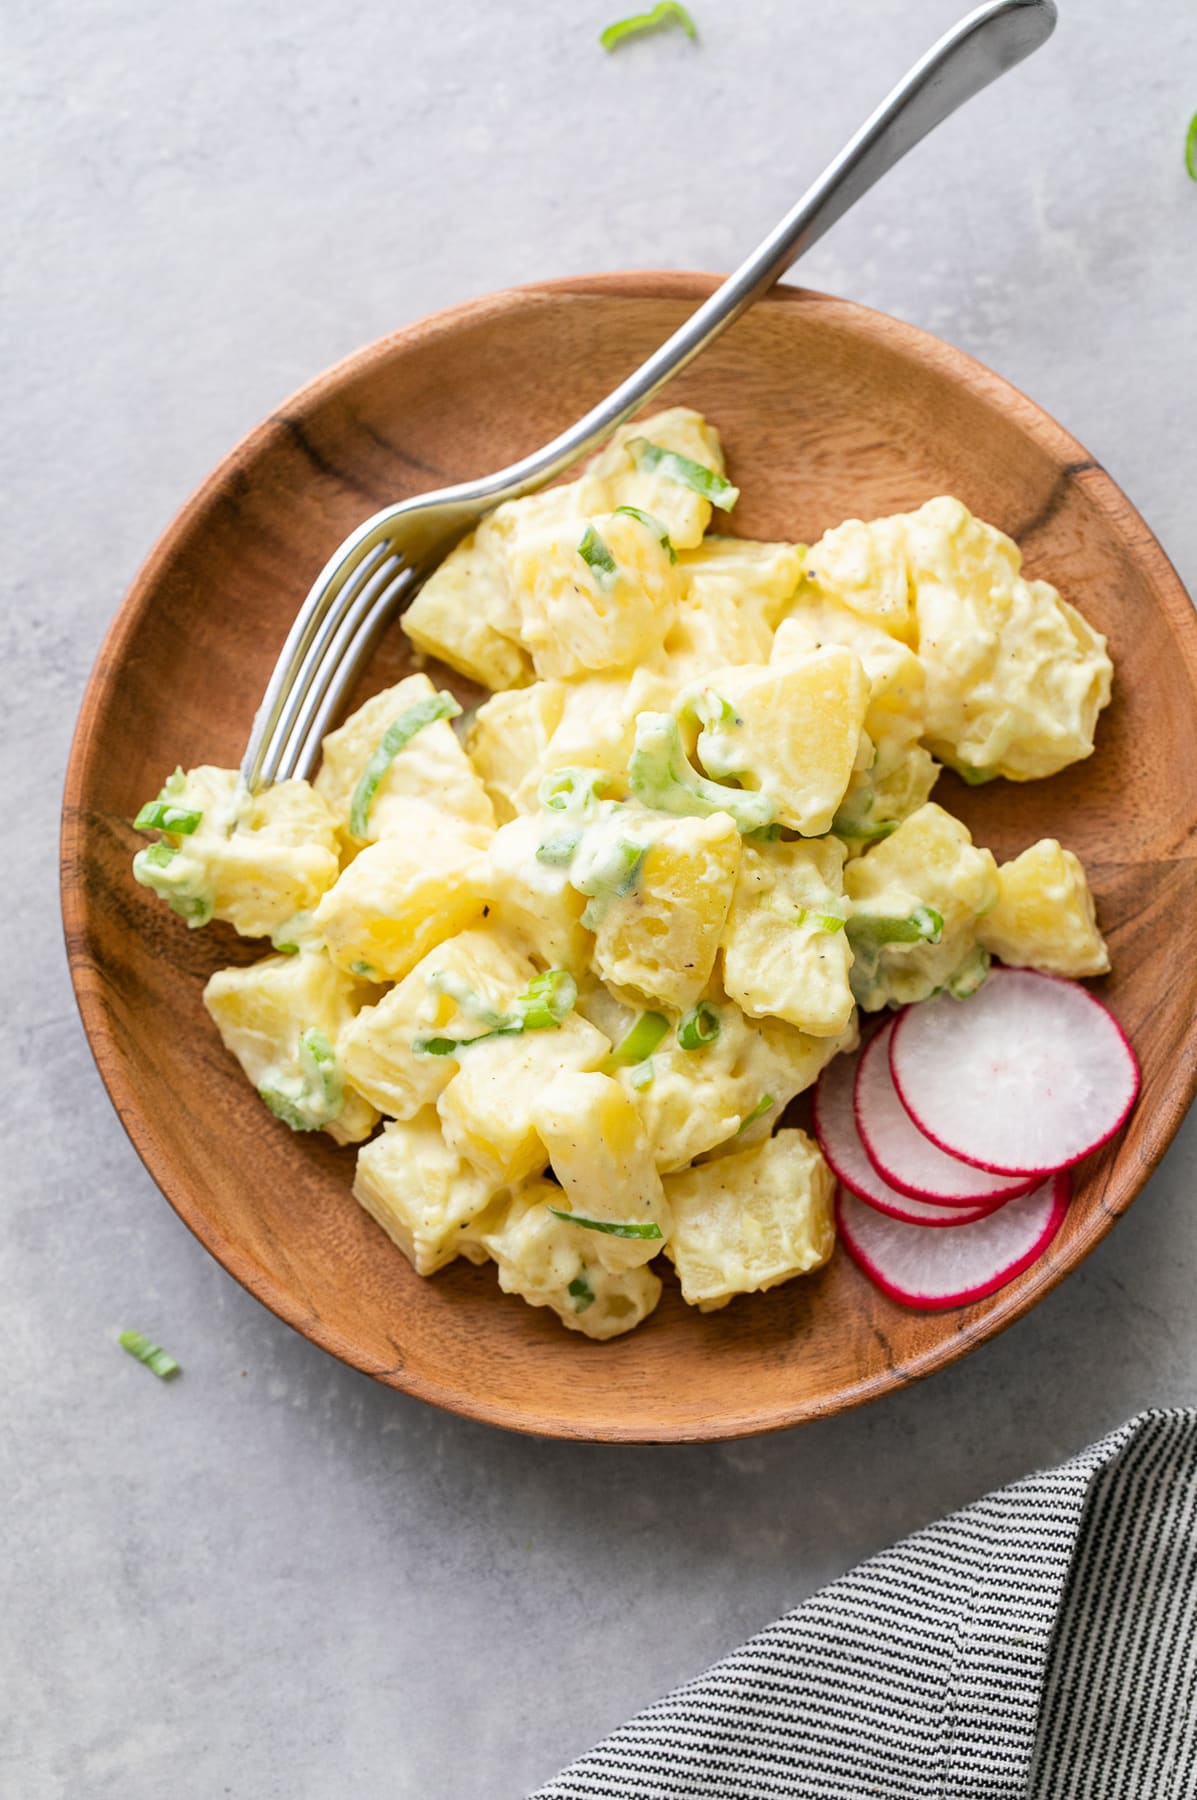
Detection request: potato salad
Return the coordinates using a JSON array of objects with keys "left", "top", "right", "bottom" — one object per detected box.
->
[{"left": 131, "top": 409, "right": 1114, "bottom": 1340}]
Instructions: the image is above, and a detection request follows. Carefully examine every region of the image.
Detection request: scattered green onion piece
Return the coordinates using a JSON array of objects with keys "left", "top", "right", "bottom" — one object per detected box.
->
[
  {"left": 952, "top": 763, "right": 999, "bottom": 787},
  {"left": 748, "top": 822, "right": 783, "bottom": 843},
  {"left": 817, "top": 914, "right": 846, "bottom": 934},
  {"left": 548, "top": 1208, "right": 663, "bottom": 1240},
  {"left": 428, "top": 969, "right": 507, "bottom": 1027},
  {"left": 628, "top": 437, "right": 739, "bottom": 510},
  {"left": 512, "top": 969, "right": 578, "bottom": 1031},
  {"left": 568, "top": 1272, "right": 596, "bottom": 1312},
  {"left": 946, "top": 945, "right": 991, "bottom": 1000},
  {"left": 599, "top": 1, "right": 697, "bottom": 51},
  {"left": 538, "top": 767, "right": 611, "bottom": 815},
  {"left": 628, "top": 712, "right": 774, "bottom": 834},
  {"left": 578, "top": 525, "right": 617, "bottom": 589},
  {"left": 351, "top": 960, "right": 380, "bottom": 980},
  {"left": 349, "top": 691, "right": 461, "bottom": 838},
  {"left": 845, "top": 905, "right": 944, "bottom": 951},
  {"left": 536, "top": 832, "right": 581, "bottom": 866},
  {"left": 134, "top": 799, "right": 204, "bottom": 835},
  {"left": 260, "top": 1029, "right": 344, "bottom": 1130},
  {"left": 737, "top": 1095, "right": 775, "bottom": 1134},
  {"left": 613, "top": 505, "right": 678, "bottom": 562},
  {"left": 119, "top": 1330, "right": 180, "bottom": 1379},
  {"left": 413, "top": 970, "right": 577, "bottom": 1053},
  {"left": 677, "top": 1002, "right": 720, "bottom": 1050},
  {"left": 604, "top": 1011, "right": 670, "bottom": 1070},
  {"left": 628, "top": 1059, "right": 655, "bottom": 1090},
  {"left": 1187, "top": 111, "right": 1197, "bottom": 181},
  {"left": 142, "top": 842, "right": 178, "bottom": 869}
]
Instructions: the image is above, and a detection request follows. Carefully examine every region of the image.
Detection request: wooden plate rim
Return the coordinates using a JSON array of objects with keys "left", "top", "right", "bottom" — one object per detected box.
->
[{"left": 61, "top": 271, "right": 1197, "bottom": 1442}]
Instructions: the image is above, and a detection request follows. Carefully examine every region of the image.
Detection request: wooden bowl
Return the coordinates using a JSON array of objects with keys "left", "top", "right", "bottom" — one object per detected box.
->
[{"left": 62, "top": 273, "right": 1197, "bottom": 1442}]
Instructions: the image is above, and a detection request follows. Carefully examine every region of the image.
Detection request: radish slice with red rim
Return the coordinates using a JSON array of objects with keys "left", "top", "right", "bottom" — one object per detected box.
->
[
  {"left": 855, "top": 1020, "right": 1034, "bottom": 1204},
  {"left": 837, "top": 1169, "right": 1070, "bottom": 1310},
  {"left": 889, "top": 969, "right": 1139, "bottom": 1177},
  {"left": 814, "top": 1045, "right": 1004, "bottom": 1227}
]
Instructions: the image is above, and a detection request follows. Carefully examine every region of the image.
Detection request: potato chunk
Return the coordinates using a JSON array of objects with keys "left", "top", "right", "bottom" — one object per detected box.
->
[
  {"left": 132, "top": 765, "right": 340, "bottom": 940},
  {"left": 683, "top": 647, "right": 870, "bottom": 836},
  {"left": 314, "top": 816, "right": 489, "bottom": 981},
  {"left": 584, "top": 811, "right": 742, "bottom": 1011},
  {"left": 314, "top": 672, "right": 494, "bottom": 844},
  {"left": 540, "top": 668, "right": 676, "bottom": 800},
  {"left": 337, "top": 929, "right": 536, "bottom": 1119},
  {"left": 531, "top": 1072, "right": 671, "bottom": 1271},
  {"left": 804, "top": 512, "right": 916, "bottom": 642},
  {"left": 664, "top": 1129, "right": 835, "bottom": 1310},
  {"left": 353, "top": 1110, "right": 502, "bottom": 1275},
  {"left": 978, "top": 838, "right": 1109, "bottom": 977},
  {"left": 720, "top": 838, "right": 854, "bottom": 1036},
  {"left": 476, "top": 1182, "right": 662, "bottom": 1340},
  {"left": 204, "top": 949, "right": 379, "bottom": 1144},
  {"left": 483, "top": 814, "right": 593, "bottom": 973},
  {"left": 466, "top": 682, "right": 566, "bottom": 823},
  {"left": 600, "top": 988, "right": 854, "bottom": 1171},
  {"left": 504, "top": 508, "right": 681, "bottom": 681},
  {"left": 400, "top": 529, "right": 531, "bottom": 691},
  {"left": 437, "top": 1013, "right": 611, "bottom": 1185},
  {"left": 843, "top": 801, "right": 999, "bottom": 1009},
  {"left": 908, "top": 498, "right": 1113, "bottom": 780}
]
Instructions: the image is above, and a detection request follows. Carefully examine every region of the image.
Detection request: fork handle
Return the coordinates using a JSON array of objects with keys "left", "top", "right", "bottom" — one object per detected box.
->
[{"left": 475, "top": 0, "right": 1056, "bottom": 504}]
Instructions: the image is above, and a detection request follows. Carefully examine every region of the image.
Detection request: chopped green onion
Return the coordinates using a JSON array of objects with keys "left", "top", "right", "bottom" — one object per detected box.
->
[
  {"left": 1187, "top": 111, "right": 1197, "bottom": 181},
  {"left": 604, "top": 1011, "right": 670, "bottom": 1070},
  {"left": 817, "top": 913, "right": 846, "bottom": 934},
  {"left": 747, "top": 822, "right": 783, "bottom": 843},
  {"left": 833, "top": 812, "right": 899, "bottom": 843},
  {"left": 951, "top": 762, "right": 999, "bottom": 787},
  {"left": 946, "top": 945, "right": 991, "bottom": 1000},
  {"left": 613, "top": 505, "right": 678, "bottom": 562},
  {"left": 628, "top": 1059, "right": 655, "bottom": 1090},
  {"left": 628, "top": 712, "right": 774, "bottom": 834},
  {"left": 677, "top": 1002, "right": 720, "bottom": 1050},
  {"left": 131, "top": 843, "right": 214, "bottom": 926},
  {"left": 568, "top": 1271, "right": 596, "bottom": 1312},
  {"left": 134, "top": 799, "right": 203, "bottom": 835},
  {"left": 536, "top": 832, "right": 581, "bottom": 866},
  {"left": 538, "top": 767, "right": 611, "bottom": 816},
  {"left": 737, "top": 1094, "right": 775, "bottom": 1134},
  {"left": 846, "top": 905, "right": 944, "bottom": 951},
  {"left": 600, "top": 1, "right": 697, "bottom": 51},
  {"left": 428, "top": 969, "right": 507, "bottom": 1027},
  {"left": 628, "top": 437, "right": 739, "bottom": 511},
  {"left": 548, "top": 1208, "right": 664, "bottom": 1240},
  {"left": 350, "top": 960, "right": 380, "bottom": 980},
  {"left": 413, "top": 970, "right": 577, "bottom": 1053},
  {"left": 578, "top": 524, "right": 617, "bottom": 589},
  {"left": 119, "top": 1330, "right": 180, "bottom": 1379},
  {"left": 260, "top": 1029, "right": 345, "bottom": 1130},
  {"left": 689, "top": 688, "right": 741, "bottom": 729},
  {"left": 512, "top": 969, "right": 578, "bottom": 1031},
  {"left": 349, "top": 691, "right": 461, "bottom": 838}
]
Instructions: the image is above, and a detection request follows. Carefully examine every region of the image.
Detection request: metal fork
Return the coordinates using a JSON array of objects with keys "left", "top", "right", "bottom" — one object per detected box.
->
[{"left": 241, "top": 0, "right": 1056, "bottom": 792}]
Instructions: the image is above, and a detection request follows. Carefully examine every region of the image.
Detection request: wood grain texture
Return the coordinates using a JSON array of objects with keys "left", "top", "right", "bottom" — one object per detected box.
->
[{"left": 61, "top": 273, "right": 1197, "bottom": 1442}]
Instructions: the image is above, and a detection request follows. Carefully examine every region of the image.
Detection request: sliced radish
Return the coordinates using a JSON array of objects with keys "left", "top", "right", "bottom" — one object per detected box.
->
[
  {"left": 814, "top": 1046, "right": 1001, "bottom": 1227},
  {"left": 837, "top": 1170, "right": 1070, "bottom": 1309},
  {"left": 855, "top": 1020, "right": 1034, "bottom": 1204},
  {"left": 890, "top": 970, "right": 1139, "bottom": 1177}
]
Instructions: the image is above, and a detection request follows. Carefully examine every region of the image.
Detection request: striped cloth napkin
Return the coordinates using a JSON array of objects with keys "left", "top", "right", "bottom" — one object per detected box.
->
[{"left": 531, "top": 1411, "right": 1197, "bottom": 1800}]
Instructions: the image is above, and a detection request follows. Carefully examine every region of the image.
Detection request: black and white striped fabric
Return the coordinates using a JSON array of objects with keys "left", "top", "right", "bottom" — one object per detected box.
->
[{"left": 531, "top": 1411, "right": 1197, "bottom": 1800}]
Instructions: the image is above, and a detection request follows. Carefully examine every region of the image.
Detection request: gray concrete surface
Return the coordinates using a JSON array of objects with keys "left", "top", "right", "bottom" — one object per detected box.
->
[{"left": 4, "top": 2, "right": 1197, "bottom": 1794}]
